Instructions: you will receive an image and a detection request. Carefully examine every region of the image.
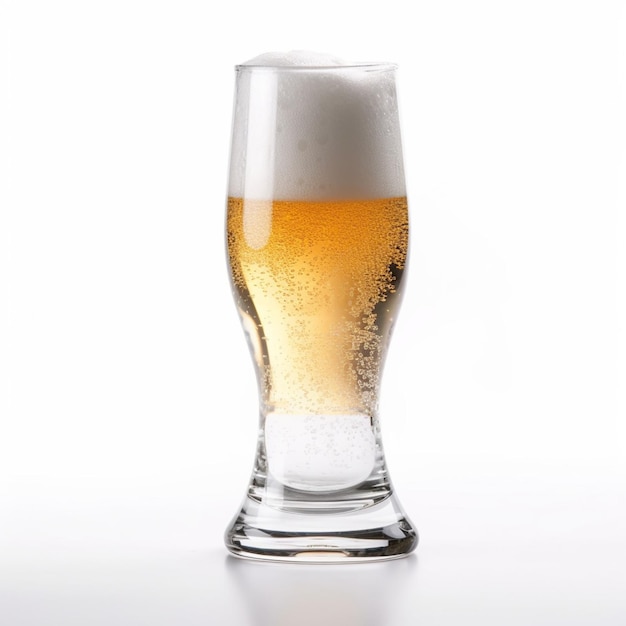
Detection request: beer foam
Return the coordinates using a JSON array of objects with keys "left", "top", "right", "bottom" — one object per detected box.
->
[
  {"left": 229, "top": 51, "right": 406, "bottom": 200},
  {"left": 264, "top": 413, "right": 376, "bottom": 491},
  {"left": 241, "top": 50, "right": 347, "bottom": 67}
]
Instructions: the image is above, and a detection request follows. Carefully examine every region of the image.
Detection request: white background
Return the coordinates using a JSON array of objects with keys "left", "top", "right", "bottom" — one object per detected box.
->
[{"left": 1, "top": 1, "right": 625, "bottom": 624}]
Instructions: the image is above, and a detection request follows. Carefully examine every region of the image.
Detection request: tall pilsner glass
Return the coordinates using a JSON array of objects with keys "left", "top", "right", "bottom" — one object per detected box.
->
[{"left": 224, "top": 61, "right": 418, "bottom": 561}]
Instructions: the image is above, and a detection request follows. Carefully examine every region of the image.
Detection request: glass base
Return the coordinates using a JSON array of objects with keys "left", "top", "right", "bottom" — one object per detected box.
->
[
  {"left": 226, "top": 495, "right": 417, "bottom": 563},
  {"left": 225, "top": 459, "right": 417, "bottom": 562},
  {"left": 225, "top": 415, "right": 417, "bottom": 562}
]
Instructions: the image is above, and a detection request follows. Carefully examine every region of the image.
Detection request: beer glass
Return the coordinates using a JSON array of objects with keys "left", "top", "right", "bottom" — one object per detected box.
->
[{"left": 224, "top": 60, "right": 417, "bottom": 561}]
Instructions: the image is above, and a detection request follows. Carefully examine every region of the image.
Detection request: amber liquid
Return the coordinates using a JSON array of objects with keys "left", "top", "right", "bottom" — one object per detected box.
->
[{"left": 227, "top": 197, "right": 409, "bottom": 418}]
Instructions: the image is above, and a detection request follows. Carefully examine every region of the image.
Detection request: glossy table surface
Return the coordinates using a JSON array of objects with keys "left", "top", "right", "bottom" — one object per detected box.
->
[{"left": 2, "top": 463, "right": 624, "bottom": 626}]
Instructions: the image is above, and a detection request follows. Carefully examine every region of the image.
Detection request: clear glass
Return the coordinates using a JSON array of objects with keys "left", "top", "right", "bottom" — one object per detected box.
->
[{"left": 224, "top": 62, "right": 418, "bottom": 562}]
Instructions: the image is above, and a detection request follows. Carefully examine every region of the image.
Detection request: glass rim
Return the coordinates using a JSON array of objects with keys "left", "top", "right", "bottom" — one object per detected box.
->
[{"left": 235, "top": 62, "right": 398, "bottom": 72}]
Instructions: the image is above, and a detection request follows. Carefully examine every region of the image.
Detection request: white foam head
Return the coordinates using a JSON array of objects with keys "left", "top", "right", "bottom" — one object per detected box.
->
[
  {"left": 241, "top": 50, "right": 348, "bottom": 67},
  {"left": 228, "top": 51, "right": 406, "bottom": 200}
]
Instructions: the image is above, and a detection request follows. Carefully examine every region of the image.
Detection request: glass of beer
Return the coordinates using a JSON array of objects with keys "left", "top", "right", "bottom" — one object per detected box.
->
[{"left": 224, "top": 54, "right": 418, "bottom": 561}]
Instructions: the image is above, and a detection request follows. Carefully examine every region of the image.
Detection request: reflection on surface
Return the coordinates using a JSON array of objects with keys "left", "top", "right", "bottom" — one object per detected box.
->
[{"left": 226, "top": 554, "right": 418, "bottom": 626}]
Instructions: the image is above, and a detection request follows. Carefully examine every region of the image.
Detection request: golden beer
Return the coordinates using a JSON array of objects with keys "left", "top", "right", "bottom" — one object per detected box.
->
[{"left": 227, "top": 196, "right": 408, "bottom": 417}]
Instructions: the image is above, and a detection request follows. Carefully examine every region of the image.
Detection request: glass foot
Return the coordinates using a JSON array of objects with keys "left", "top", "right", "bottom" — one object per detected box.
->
[{"left": 225, "top": 490, "right": 417, "bottom": 563}]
